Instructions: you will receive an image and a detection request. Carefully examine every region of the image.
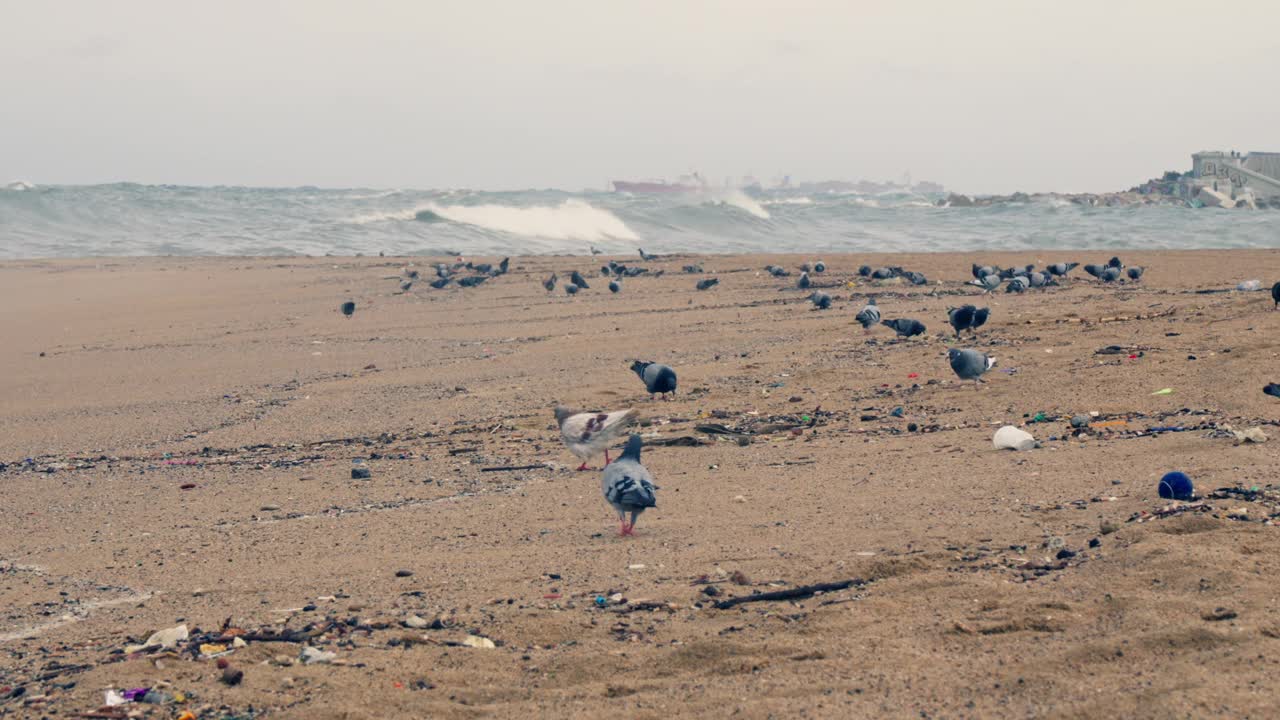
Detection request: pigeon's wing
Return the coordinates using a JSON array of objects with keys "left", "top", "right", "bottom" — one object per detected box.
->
[{"left": 603, "top": 462, "right": 656, "bottom": 509}]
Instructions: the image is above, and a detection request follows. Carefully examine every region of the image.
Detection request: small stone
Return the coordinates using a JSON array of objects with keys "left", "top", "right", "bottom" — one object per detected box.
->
[
  {"left": 1202, "top": 607, "right": 1238, "bottom": 622},
  {"left": 733, "top": 495, "right": 746, "bottom": 503},
  {"left": 701, "top": 585, "right": 721, "bottom": 597},
  {"left": 1100, "top": 520, "right": 1119, "bottom": 535},
  {"left": 260, "top": 504, "right": 280, "bottom": 512},
  {"left": 351, "top": 467, "right": 372, "bottom": 480},
  {"left": 404, "top": 615, "right": 429, "bottom": 629},
  {"left": 272, "top": 655, "right": 295, "bottom": 667},
  {"left": 788, "top": 396, "right": 803, "bottom": 403},
  {"left": 220, "top": 666, "right": 244, "bottom": 686},
  {"left": 300, "top": 646, "right": 336, "bottom": 664},
  {"left": 395, "top": 569, "right": 414, "bottom": 578},
  {"left": 232, "top": 637, "right": 247, "bottom": 649},
  {"left": 1088, "top": 537, "right": 1101, "bottom": 548},
  {"left": 461, "top": 635, "right": 496, "bottom": 649},
  {"left": 1055, "top": 548, "right": 1077, "bottom": 560},
  {"left": 1070, "top": 415, "right": 1090, "bottom": 429}
]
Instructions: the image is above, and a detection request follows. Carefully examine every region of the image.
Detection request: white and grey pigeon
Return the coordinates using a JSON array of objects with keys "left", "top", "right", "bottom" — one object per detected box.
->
[
  {"left": 1005, "top": 275, "right": 1030, "bottom": 293},
  {"left": 969, "top": 274, "right": 1002, "bottom": 293},
  {"left": 797, "top": 272, "right": 811, "bottom": 289},
  {"left": 601, "top": 434, "right": 657, "bottom": 536},
  {"left": 555, "top": 405, "right": 638, "bottom": 471},
  {"left": 855, "top": 297, "right": 880, "bottom": 332},
  {"left": 948, "top": 348, "right": 996, "bottom": 387}
]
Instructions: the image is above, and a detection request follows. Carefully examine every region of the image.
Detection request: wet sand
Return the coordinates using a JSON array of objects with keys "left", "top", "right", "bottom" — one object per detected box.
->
[{"left": 2, "top": 250, "right": 1280, "bottom": 719}]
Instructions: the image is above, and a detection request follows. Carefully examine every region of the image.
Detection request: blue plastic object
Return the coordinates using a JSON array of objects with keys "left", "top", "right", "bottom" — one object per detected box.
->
[{"left": 1158, "top": 471, "right": 1194, "bottom": 500}]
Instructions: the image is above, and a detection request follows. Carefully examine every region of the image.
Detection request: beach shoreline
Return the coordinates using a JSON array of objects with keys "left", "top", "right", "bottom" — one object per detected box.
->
[{"left": 2, "top": 249, "right": 1279, "bottom": 718}]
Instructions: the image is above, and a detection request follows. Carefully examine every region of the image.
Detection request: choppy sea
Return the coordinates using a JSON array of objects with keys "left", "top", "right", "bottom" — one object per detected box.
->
[{"left": 1, "top": 182, "right": 1275, "bottom": 259}]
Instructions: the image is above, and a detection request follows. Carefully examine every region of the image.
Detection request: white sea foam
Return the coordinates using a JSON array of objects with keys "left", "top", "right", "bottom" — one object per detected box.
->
[
  {"left": 705, "top": 189, "right": 771, "bottom": 219},
  {"left": 423, "top": 199, "right": 639, "bottom": 241},
  {"left": 763, "top": 196, "right": 814, "bottom": 206}
]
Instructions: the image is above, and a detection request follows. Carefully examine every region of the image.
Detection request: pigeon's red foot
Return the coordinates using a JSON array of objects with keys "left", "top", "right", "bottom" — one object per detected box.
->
[{"left": 576, "top": 462, "right": 590, "bottom": 471}]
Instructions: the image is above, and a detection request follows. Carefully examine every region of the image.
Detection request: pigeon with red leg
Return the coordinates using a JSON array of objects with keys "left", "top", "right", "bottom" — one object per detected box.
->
[
  {"left": 602, "top": 434, "right": 657, "bottom": 536},
  {"left": 555, "top": 406, "right": 638, "bottom": 471}
]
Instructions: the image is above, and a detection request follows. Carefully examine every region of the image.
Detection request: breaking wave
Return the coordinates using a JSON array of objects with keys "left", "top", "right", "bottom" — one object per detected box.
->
[{"left": 419, "top": 200, "right": 639, "bottom": 241}]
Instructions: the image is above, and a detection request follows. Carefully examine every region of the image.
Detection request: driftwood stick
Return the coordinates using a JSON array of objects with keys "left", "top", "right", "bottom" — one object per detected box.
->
[{"left": 714, "top": 580, "right": 862, "bottom": 610}]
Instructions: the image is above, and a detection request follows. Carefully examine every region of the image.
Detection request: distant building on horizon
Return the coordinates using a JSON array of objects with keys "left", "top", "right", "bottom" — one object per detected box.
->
[{"left": 1188, "top": 150, "right": 1280, "bottom": 202}]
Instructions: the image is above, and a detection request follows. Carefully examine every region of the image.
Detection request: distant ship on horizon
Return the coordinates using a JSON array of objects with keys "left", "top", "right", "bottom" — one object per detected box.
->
[{"left": 611, "top": 172, "right": 707, "bottom": 194}]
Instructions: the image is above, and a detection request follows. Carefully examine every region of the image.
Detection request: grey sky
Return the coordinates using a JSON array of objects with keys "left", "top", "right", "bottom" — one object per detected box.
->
[{"left": 4, "top": 0, "right": 1278, "bottom": 194}]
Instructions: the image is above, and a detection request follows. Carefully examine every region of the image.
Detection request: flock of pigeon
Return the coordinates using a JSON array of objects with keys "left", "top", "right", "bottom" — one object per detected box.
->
[{"left": 342, "top": 252, "right": 1280, "bottom": 537}]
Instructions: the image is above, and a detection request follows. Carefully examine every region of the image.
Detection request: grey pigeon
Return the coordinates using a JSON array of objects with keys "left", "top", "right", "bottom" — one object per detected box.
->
[
  {"left": 471, "top": 262, "right": 493, "bottom": 274},
  {"left": 1005, "top": 275, "right": 1030, "bottom": 293},
  {"left": 972, "top": 264, "right": 996, "bottom": 280},
  {"left": 769, "top": 266, "right": 791, "bottom": 278},
  {"left": 340, "top": 300, "right": 356, "bottom": 317},
  {"left": 1127, "top": 266, "right": 1144, "bottom": 281},
  {"left": 590, "top": 245, "right": 602, "bottom": 255},
  {"left": 1046, "top": 262, "right": 1078, "bottom": 277},
  {"left": 1272, "top": 281, "right": 1280, "bottom": 309},
  {"left": 400, "top": 280, "right": 414, "bottom": 292},
  {"left": 855, "top": 297, "right": 880, "bottom": 332},
  {"left": 799, "top": 263, "right": 812, "bottom": 273},
  {"left": 497, "top": 257, "right": 509, "bottom": 274},
  {"left": 608, "top": 280, "right": 621, "bottom": 293},
  {"left": 1100, "top": 267, "right": 1122, "bottom": 283},
  {"left": 1083, "top": 264, "right": 1104, "bottom": 279},
  {"left": 1027, "top": 272, "right": 1048, "bottom": 288},
  {"left": 630, "top": 360, "right": 677, "bottom": 399},
  {"left": 904, "top": 271, "right": 928, "bottom": 286},
  {"left": 404, "top": 269, "right": 420, "bottom": 280},
  {"left": 696, "top": 278, "right": 719, "bottom": 290},
  {"left": 565, "top": 283, "right": 579, "bottom": 295},
  {"left": 814, "top": 261, "right": 826, "bottom": 274},
  {"left": 601, "top": 434, "right": 657, "bottom": 536},
  {"left": 601, "top": 265, "right": 613, "bottom": 277},
  {"left": 639, "top": 248, "right": 657, "bottom": 261},
  {"left": 570, "top": 270, "right": 590, "bottom": 289},
  {"left": 858, "top": 265, "right": 872, "bottom": 277},
  {"left": 1108, "top": 256, "right": 1124, "bottom": 269},
  {"left": 682, "top": 264, "right": 703, "bottom": 274},
  {"left": 871, "top": 267, "right": 895, "bottom": 280},
  {"left": 458, "top": 275, "right": 488, "bottom": 287},
  {"left": 430, "top": 277, "right": 451, "bottom": 289},
  {"left": 949, "top": 348, "right": 996, "bottom": 385},
  {"left": 623, "top": 267, "right": 648, "bottom": 277},
  {"left": 1265, "top": 383, "right": 1280, "bottom": 399},
  {"left": 882, "top": 318, "right": 926, "bottom": 337},
  {"left": 969, "top": 274, "right": 1001, "bottom": 293},
  {"left": 556, "top": 405, "right": 638, "bottom": 471},
  {"left": 809, "top": 291, "right": 831, "bottom": 310},
  {"left": 798, "top": 272, "right": 811, "bottom": 289},
  {"left": 543, "top": 273, "right": 557, "bottom": 292},
  {"left": 947, "top": 305, "right": 976, "bottom": 338}
]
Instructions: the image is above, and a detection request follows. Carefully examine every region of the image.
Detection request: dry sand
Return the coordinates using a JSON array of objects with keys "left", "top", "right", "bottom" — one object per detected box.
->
[{"left": 2, "top": 250, "right": 1280, "bottom": 719}]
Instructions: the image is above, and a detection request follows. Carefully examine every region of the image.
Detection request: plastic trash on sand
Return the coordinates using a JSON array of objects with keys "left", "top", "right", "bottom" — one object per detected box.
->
[
  {"left": 1158, "top": 471, "right": 1195, "bottom": 500},
  {"left": 462, "top": 635, "right": 496, "bottom": 649},
  {"left": 125, "top": 624, "right": 188, "bottom": 653},
  {"left": 993, "top": 426, "right": 1036, "bottom": 451},
  {"left": 1237, "top": 280, "right": 1262, "bottom": 291},
  {"left": 1151, "top": 388, "right": 1174, "bottom": 396}
]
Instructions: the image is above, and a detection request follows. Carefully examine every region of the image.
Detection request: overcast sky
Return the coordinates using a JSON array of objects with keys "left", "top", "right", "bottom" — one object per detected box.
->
[{"left": 3, "top": 0, "right": 1278, "bottom": 194}]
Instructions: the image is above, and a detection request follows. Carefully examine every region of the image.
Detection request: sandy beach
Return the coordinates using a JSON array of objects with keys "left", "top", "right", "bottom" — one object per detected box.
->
[{"left": 2, "top": 250, "right": 1280, "bottom": 719}]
